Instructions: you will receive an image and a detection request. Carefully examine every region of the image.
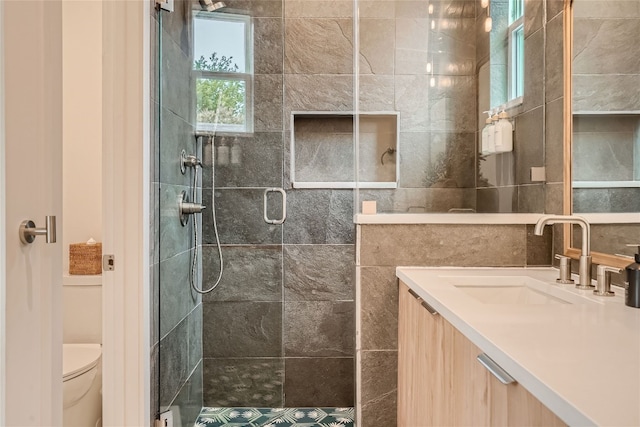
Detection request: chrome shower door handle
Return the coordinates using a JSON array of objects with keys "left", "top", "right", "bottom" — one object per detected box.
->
[
  {"left": 19, "top": 216, "right": 57, "bottom": 244},
  {"left": 263, "top": 188, "right": 287, "bottom": 225}
]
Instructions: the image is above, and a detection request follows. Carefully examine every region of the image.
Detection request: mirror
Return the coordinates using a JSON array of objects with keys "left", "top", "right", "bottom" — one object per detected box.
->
[{"left": 567, "top": 0, "right": 640, "bottom": 264}]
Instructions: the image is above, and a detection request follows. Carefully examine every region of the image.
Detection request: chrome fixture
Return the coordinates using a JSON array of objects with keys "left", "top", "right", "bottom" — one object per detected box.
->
[
  {"left": 380, "top": 147, "right": 396, "bottom": 165},
  {"left": 594, "top": 265, "right": 621, "bottom": 297},
  {"left": 178, "top": 190, "right": 206, "bottom": 226},
  {"left": 199, "top": 0, "right": 226, "bottom": 11},
  {"left": 477, "top": 353, "right": 515, "bottom": 385},
  {"left": 263, "top": 188, "right": 287, "bottom": 225},
  {"left": 19, "top": 216, "right": 57, "bottom": 244},
  {"left": 180, "top": 149, "right": 202, "bottom": 175},
  {"left": 534, "top": 215, "right": 593, "bottom": 289},
  {"left": 554, "top": 254, "right": 575, "bottom": 284}
]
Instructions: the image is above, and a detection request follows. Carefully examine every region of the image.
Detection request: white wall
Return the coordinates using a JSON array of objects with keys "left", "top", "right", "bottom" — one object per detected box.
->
[{"left": 62, "top": 0, "right": 102, "bottom": 275}]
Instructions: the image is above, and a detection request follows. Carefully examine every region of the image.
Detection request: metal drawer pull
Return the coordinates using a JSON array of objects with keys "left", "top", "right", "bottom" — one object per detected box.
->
[
  {"left": 420, "top": 300, "right": 438, "bottom": 315},
  {"left": 407, "top": 288, "right": 439, "bottom": 315},
  {"left": 263, "top": 188, "right": 287, "bottom": 225},
  {"left": 477, "top": 353, "right": 516, "bottom": 385}
]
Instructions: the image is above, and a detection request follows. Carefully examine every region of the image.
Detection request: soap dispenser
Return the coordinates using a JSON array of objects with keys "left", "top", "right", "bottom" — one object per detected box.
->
[
  {"left": 494, "top": 110, "right": 513, "bottom": 153},
  {"left": 480, "top": 111, "right": 494, "bottom": 155},
  {"left": 625, "top": 244, "right": 640, "bottom": 308}
]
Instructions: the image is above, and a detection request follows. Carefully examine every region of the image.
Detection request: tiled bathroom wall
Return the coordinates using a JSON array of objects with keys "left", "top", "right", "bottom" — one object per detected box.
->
[
  {"left": 199, "top": 0, "right": 356, "bottom": 408},
  {"left": 356, "top": 223, "right": 553, "bottom": 425},
  {"left": 151, "top": 1, "right": 203, "bottom": 424},
  {"left": 571, "top": 1, "right": 640, "bottom": 213},
  {"left": 476, "top": 0, "right": 566, "bottom": 213}
]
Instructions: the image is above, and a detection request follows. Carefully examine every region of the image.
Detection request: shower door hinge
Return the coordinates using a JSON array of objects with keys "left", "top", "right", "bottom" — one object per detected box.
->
[
  {"left": 156, "top": 0, "right": 174, "bottom": 12},
  {"left": 103, "top": 254, "right": 115, "bottom": 272}
]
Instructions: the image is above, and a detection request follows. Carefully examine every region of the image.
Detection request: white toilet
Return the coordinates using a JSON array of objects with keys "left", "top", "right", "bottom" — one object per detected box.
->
[{"left": 63, "top": 343, "right": 102, "bottom": 427}]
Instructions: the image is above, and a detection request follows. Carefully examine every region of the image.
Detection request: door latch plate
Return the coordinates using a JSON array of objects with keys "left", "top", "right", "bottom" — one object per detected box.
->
[{"left": 103, "top": 254, "right": 115, "bottom": 271}]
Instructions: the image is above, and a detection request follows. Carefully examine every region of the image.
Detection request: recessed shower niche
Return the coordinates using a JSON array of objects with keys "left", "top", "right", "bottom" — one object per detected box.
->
[{"left": 290, "top": 112, "right": 399, "bottom": 188}]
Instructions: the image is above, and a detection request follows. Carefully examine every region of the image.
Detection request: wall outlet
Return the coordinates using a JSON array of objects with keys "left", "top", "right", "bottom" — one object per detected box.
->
[{"left": 158, "top": 410, "right": 174, "bottom": 427}]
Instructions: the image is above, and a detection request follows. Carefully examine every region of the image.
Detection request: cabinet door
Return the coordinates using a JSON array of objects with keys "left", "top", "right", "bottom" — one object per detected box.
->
[{"left": 398, "top": 281, "right": 445, "bottom": 426}]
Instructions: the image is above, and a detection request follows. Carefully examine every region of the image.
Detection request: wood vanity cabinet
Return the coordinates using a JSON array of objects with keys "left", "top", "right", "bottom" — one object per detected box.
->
[{"left": 397, "top": 281, "right": 566, "bottom": 427}]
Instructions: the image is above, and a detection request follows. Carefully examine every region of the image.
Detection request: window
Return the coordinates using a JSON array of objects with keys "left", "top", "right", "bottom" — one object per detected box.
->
[
  {"left": 508, "top": 0, "right": 524, "bottom": 101},
  {"left": 193, "top": 12, "right": 253, "bottom": 133}
]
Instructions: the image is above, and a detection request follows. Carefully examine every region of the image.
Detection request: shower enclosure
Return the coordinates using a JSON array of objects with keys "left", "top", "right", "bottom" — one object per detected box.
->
[{"left": 151, "top": 0, "right": 551, "bottom": 425}]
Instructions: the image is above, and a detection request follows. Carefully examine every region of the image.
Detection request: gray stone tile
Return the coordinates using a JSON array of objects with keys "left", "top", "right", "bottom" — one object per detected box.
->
[
  {"left": 395, "top": 1, "right": 476, "bottom": 19},
  {"left": 255, "top": 18, "right": 283, "bottom": 74},
  {"left": 573, "top": 188, "right": 640, "bottom": 213},
  {"left": 283, "top": 190, "right": 355, "bottom": 244},
  {"left": 203, "top": 301, "right": 283, "bottom": 357},
  {"left": 151, "top": 261, "right": 160, "bottom": 348},
  {"left": 284, "top": 301, "right": 355, "bottom": 357},
  {"left": 285, "top": 0, "right": 353, "bottom": 18},
  {"left": 284, "top": 245, "right": 355, "bottom": 301},
  {"left": 547, "top": 0, "right": 564, "bottom": 21},
  {"left": 202, "top": 132, "right": 284, "bottom": 188},
  {"left": 574, "top": 18, "right": 640, "bottom": 76},
  {"left": 359, "top": 224, "right": 527, "bottom": 266},
  {"left": 217, "top": 0, "right": 283, "bottom": 17},
  {"left": 160, "top": 250, "right": 200, "bottom": 338},
  {"left": 283, "top": 358, "right": 354, "bottom": 407},
  {"left": 358, "top": 187, "right": 476, "bottom": 214},
  {"left": 150, "top": 342, "right": 159, "bottom": 423},
  {"left": 161, "top": 31, "right": 194, "bottom": 123},
  {"left": 573, "top": 0, "right": 640, "bottom": 18},
  {"left": 358, "top": 0, "right": 395, "bottom": 19},
  {"left": 395, "top": 75, "right": 476, "bottom": 132},
  {"left": 589, "top": 223, "right": 640, "bottom": 257},
  {"left": 162, "top": 0, "right": 193, "bottom": 57},
  {"left": 545, "top": 13, "right": 564, "bottom": 103},
  {"left": 360, "top": 350, "right": 397, "bottom": 427},
  {"left": 188, "top": 304, "right": 202, "bottom": 374},
  {"left": 523, "top": 29, "right": 544, "bottom": 112},
  {"left": 515, "top": 106, "right": 544, "bottom": 184},
  {"left": 255, "top": 74, "right": 284, "bottom": 132},
  {"left": 160, "top": 108, "right": 197, "bottom": 187},
  {"left": 165, "top": 361, "right": 203, "bottom": 426},
  {"left": 358, "top": 75, "right": 395, "bottom": 111},
  {"left": 573, "top": 115, "right": 639, "bottom": 133},
  {"left": 360, "top": 267, "right": 398, "bottom": 351},
  {"left": 159, "top": 183, "right": 193, "bottom": 261},
  {"left": 545, "top": 97, "right": 564, "bottom": 183},
  {"left": 526, "top": 224, "right": 553, "bottom": 266},
  {"left": 476, "top": 186, "right": 518, "bottom": 213},
  {"left": 203, "top": 358, "right": 284, "bottom": 407},
  {"left": 202, "top": 245, "right": 282, "bottom": 302},
  {"left": 284, "top": 18, "right": 353, "bottom": 74},
  {"left": 284, "top": 75, "right": 353, "bottom": 119},
  {"left": 202, "top": 188, "right": 283, "bottom": 245},
  {"left": 359, "top": 19, "right": 395, "bottom": 75},
  {"left": 159, "top": 317, "right": 189, "bottom": 407},
  {"left": 544, "top": 182, "right": 563, "bottom": 215},
  {"left": 573, "top": 75, "right": 640, "bottom": 112},
  {"left": 573, "top": 130, "right": 634, "bottom": 182},
  {"left": 399, "top": 132, "right": 476, "bottom": 188},
  {"left": 518, "top": 184, "right": 545, "bottom": 213},
  {"left": 478, "top": 151, "right": 517, "bottom": 188},
  {"left": 524, "top": 0, "right": 544, "bottom": 38}
]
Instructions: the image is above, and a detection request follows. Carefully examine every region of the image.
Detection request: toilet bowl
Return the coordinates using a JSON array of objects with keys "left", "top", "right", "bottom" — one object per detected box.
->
[{"left": 63, "top": 343, "right": 102, "bottom": 427}]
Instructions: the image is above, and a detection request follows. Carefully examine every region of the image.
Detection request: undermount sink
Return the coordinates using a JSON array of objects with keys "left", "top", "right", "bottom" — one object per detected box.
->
[{"left": 442, "top": 276, "right": 596, "bottom": 305}]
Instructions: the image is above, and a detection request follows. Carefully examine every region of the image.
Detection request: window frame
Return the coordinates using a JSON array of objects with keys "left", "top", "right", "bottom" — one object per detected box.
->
[
  {"left": 193, "top": 12, "right": 254, "bottom": 134},
  {"left": 507, "top": 0, "right": 524, "bottom": 103}
]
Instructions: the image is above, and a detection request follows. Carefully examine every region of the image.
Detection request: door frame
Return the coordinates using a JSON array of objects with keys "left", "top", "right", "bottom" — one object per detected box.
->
[
  {"left": 101, "top": 0, "right": 151, "bottom": 425},
  {"left": 0, "top": 0, "right": 6, "bottom": 420}
]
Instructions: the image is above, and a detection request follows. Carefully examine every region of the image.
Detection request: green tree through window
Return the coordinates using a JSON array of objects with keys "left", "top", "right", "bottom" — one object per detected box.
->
[{"left": 194, "top": 53, "right": 246, "bottom": 128}]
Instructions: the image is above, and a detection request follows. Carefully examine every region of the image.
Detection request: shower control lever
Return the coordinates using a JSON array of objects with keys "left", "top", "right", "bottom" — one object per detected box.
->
[
  {"left": 180, "top": 149, "right": 202, "bottom": 175},
  {"left": 178, "top": 191, "right": 206, "bottom": 226}
]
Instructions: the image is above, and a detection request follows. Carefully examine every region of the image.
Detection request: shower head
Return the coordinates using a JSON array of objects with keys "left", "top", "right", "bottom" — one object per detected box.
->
[{"left": 199, "top": 0, "right": 226, "bottom": 11}]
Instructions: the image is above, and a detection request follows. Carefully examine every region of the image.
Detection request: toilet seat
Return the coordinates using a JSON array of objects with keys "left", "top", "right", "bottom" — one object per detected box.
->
[{"left": 63, "top": 344, "right": 101, "bottom": 382}]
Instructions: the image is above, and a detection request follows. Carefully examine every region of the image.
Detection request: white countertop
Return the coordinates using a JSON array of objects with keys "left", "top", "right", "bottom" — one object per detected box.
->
[{"left": 396, "top": 267, "right": 640, "bottom": 427}]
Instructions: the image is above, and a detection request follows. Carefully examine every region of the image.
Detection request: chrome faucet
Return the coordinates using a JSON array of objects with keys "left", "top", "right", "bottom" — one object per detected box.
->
[{"left": 534, "top": 215, "right": 594, "bottom": 289}]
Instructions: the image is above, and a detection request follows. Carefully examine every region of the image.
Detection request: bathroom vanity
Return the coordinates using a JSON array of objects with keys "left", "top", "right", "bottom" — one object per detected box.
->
[{"left": 396, "top": 268, "right": 640, "bottom": 426}]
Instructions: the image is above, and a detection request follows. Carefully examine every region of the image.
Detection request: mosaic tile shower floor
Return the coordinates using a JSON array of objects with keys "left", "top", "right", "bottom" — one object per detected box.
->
[{"left": 195, "top": 407, "right": 355, "bottom": 427}]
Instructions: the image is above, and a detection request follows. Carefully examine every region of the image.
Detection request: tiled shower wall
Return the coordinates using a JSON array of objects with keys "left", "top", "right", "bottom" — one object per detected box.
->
[
  {"left": 476, "top": 0, "right": 566, "bottom": 213},
  {"left": 572, "top": 1, "right": 640, "bottom": 213},
  {"left": 151, "top": 1, "right": 203, "bottom": 424},
  {"left": 200, "top": 0, "right": 356, "bottom": 408},
  {"left": 356, "top": 223, "right": 553, "bottom": 425}
]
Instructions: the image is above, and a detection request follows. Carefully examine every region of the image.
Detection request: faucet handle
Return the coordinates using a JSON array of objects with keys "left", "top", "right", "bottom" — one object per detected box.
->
[
  {"left": 594, "top": 265, "right": 622, "bottom": 297},
  {"left": 554, "top": 254, "right": 574, "bottom": 284}
]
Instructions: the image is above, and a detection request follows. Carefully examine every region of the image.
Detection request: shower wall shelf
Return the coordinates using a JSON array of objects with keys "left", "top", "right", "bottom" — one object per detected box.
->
[{"left": 290, "top": 111, "right": 399, "bottom": 189}]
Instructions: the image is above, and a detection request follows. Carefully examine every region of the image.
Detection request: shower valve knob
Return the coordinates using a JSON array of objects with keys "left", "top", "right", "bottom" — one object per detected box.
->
[{"left": 182, "top": 202, "right": 206, "bottom": 214}]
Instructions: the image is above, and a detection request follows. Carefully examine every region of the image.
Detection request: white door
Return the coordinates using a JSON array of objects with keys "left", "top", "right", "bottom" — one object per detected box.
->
[{"left": 1, "top": 1, "right": 63, "bottom": 425}]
